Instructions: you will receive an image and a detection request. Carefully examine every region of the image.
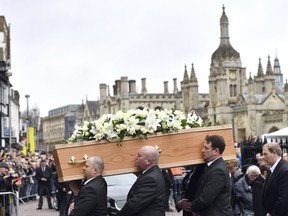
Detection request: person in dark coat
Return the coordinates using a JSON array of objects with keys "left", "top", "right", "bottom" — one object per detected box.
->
[
  {"left": 65, "top": 180, "right": 82, "bottom": 216},
  {"left": 252, "top": 162, "right": 269, "bottom": 216},
  {"left": 54, "top": 173, "right": 69, "bottom": 215},
  {"left": 0, "top": 162, "right": 12, "bottom": 216},
  {"left": 35, "top": 159, "right": 53, "bottom": 210},
  {"left": 234, "top": 165, "right": 260, "bottom": 216},
  {"left": 225, "top": 158, "right": 240, "bottom": 215},
  {"left": 175, "top": 164, "right": 205, "bottom": 216},
  {"left": 0, "top": 162, "right": 21, "bottom": 216},
  {"left": 190, "top": 135, "right": 233, "bottom": 216},
  {"left": 161, "top": 168, "right": 174, "bottom": 212},
  {"left": 262, "top": 142, "right": 288, "bottom": 216},
  {"left": 118, "top": 145, "right": 166, "bottom": 216},
  {"left": 69, "top": 156, "right": 107, "bottom": 216}
]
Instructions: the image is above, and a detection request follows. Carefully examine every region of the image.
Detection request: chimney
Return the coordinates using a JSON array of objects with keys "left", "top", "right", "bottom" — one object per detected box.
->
[
  {"left": 114, "top": 80, "right": 121, "bottom": 96},
  {"left": 164, "top": 81, "right": 169, "bottom": 94},
  {"left": 129, "top": 80, "right": 136, "bottom": 93},
  {"left": 100, "top": 84, "right": 107, "bottom": 101},
  {"left": 120, "top": 76, "right": 128, "bottom": 98},
  {"left": 141, "top": 78, "right": 147, "bottom": 95},
  {"left": 173, "top": 78, "right": 178, "bottom": 94}
]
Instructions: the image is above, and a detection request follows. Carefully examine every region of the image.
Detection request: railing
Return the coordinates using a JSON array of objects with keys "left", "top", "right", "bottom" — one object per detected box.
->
[
  {"left": 17, "top": 174, "right": 58, "bottom": 209},
  {"left": 18, "top": 175, "right": 38, "bottom": 202},
  {"left": 0, "top": 191, "right": 19, "bottom": 216},
  {"left": 1, "top": 173, "right": 58, "bottom": 214}
]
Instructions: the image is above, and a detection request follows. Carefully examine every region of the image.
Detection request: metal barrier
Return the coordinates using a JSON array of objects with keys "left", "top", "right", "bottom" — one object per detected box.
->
[
  {"left": 0, "top": 191, "right": 19, "bottom": 216},
  {"left": 18, "top": 175, "right": 37, "bottom": 202},
  {"left": 17, "top": 174, "right": 57, "bottom": 209}
]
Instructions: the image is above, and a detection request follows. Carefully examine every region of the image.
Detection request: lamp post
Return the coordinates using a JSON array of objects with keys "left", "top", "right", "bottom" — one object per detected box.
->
[{"left": 25, "top": 94, "right": 30, "bottom": 152}]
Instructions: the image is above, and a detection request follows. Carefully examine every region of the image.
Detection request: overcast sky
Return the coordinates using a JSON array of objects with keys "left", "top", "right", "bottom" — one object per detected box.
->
[{"left": 1, "top": 0, "right": 288, "bottom": 117}]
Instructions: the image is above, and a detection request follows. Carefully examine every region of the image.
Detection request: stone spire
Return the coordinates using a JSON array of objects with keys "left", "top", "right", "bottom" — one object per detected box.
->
[
  {"left": 274, "top": 55, "right": 284, "bottom": 93},
  {"left": 190, "top": 63, "right": 198, "bottom": 82},
  {"left": 257, "top": 58, "right": 264, "bottom": 77},
  {"left": 284, "top": 79, "right": 288, "bottom": 114},
  {"left": 183, "top": 65, "right": 189, "bottom": 83},
  {"left": 220, "top": 5, "right": 229, "bottom": 42},
  {"left": 285, "top": 79, "right": 288, "bottom": 92},
  {"left": 274, "top": 56, "right": 281, "bottom": 74},
  {"left": 266, "top": 55, "right": 274, "bottom": 76},
  {"left": 248, "top": 72, "right": 254, "bottom": 104},
  {"left": 248, "top": 72, "right": 254, "bottom": 84}
]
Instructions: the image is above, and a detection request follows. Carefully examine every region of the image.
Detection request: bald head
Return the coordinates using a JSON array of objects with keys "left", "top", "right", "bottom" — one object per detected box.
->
[
  {"left": 142, "top": 146, "right": 159, "bottom": 164},
  {"left": 90, "top": 156, "right": 104, "bottom": 174},
  {"left": 135, "top": 146, "right": 160, "bottom": 171},
  {"left": 83, "top": 156, "right": 104, "bottom": 180}
]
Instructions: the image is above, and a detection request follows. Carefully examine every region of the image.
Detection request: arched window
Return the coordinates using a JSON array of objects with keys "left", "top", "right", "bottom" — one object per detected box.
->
[
  {"left": 154, "top": 106, "right": 163, "bottom": 111},
  {"left": 230, "top": 84, "right": 237, "bottom": 97},
  {"left": 269, "top": 126, "right": 279, "bottom": 133}
]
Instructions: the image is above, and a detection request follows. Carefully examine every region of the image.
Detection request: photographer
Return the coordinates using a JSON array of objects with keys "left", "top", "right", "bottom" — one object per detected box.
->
[{"left": 0, "top": 162, "right": 21, "bottom": 216}]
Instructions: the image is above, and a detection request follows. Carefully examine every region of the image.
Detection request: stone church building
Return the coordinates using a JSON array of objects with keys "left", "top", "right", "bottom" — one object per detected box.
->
[{"left": 99, "top": 6, "right": 288, "bottom": 142}]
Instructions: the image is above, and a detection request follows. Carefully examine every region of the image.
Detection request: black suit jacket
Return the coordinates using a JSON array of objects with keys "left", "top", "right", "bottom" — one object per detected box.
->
[
  {"left": 262, "top": 159, "right": 288, "bottom": 216},
  {"left": 252, "top": 175, "right": 266, "bottom": 216},
  {"left": 35, "top": 165, "right": 52, "bottom": 187},
  {"left": 69, "top": 175, "right": 107, "bottom": 216},
  {"left": 118, "top": 165, "right": 165, "bottom": 216},
  {"left": 175, "top": 164, "right": 205, "bottom": 216},
  {"left": 191, "top": 157, "right": 233, "bottom": 216}
]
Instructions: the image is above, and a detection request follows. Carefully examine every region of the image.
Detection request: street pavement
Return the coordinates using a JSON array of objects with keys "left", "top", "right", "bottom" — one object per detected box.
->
[{"left": 19, "top": 199, "right": 182, "bottom": 216}]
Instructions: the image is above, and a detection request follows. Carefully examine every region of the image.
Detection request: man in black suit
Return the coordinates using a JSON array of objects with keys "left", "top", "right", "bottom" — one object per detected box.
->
[
  {"left": 175, "top": 164, "right": 205, "bottom": 216},
  {"left": 262, "top": 142, "right": 288, "bottom": 216},
  {"left": 69, "top": 156, "right": 107, "bottom": 216},
  {"left": 54, "top": 173, "right": 69, "bottom": 215},
  {"left": 190, "top": 135, "right": 233, "bottom": 216},
  {"left": 35, "top": 159, "right": 53, "bottom": 210},
  {"left": 118, "top": 145, "right": 166, "bottom": 216}
]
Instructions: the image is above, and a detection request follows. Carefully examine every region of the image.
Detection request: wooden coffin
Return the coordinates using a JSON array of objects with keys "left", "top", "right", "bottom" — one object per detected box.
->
[{"left": 53, "top": 125, "right": 235, "bottom": 182}]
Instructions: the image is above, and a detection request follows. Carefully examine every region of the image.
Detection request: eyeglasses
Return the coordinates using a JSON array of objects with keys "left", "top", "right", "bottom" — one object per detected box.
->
[{"left": 249, "top": 174, "right": 258, "bottom": 179}]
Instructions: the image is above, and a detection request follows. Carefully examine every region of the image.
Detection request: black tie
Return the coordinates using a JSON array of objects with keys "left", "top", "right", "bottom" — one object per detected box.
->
[
  {"left": 204, "top": 164, "right": 209, "bottom": 172},
  {"left": 267, "top": 170, "right": 272, "bottom": 178},
  {"left": 137, "top": 172, "right": 143, "bottom": 179}
]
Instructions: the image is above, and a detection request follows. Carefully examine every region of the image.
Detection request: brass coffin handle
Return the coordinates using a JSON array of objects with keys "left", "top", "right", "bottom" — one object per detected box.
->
[
  {"left": 68, "top": 154, "right": 89, "bottom": 166},
  {"left": 154, "top": 145, "right": 162, "bottom": 153}
]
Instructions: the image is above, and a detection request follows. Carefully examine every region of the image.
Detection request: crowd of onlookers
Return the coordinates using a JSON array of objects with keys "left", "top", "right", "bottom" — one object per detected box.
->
[
  {"left": 225, "top": 146, "right": 288, "bottom": 216},
  {"left": 0, "top": 147, "right": 58, "bottom": 215}
]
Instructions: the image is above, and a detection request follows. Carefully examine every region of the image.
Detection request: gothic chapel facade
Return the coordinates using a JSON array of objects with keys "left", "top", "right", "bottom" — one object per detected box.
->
[{"left": 99, "top": 6, "right": 288, "bottom": 141}]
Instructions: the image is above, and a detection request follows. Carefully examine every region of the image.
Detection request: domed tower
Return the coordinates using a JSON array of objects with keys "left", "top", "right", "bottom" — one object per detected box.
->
[{"left": 208, "top": 5, "right": 247, "bottom": 122}]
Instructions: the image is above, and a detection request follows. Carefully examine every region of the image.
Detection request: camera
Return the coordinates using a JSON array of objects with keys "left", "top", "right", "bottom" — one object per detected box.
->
[{"left": 5, "top": 171, "right": 19, "bottom": 182}]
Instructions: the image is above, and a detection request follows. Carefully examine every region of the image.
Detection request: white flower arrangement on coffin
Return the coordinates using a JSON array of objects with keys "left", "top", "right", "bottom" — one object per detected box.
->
[{"left": 68, "top": 107, "right": 203, "bottom": 145}]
